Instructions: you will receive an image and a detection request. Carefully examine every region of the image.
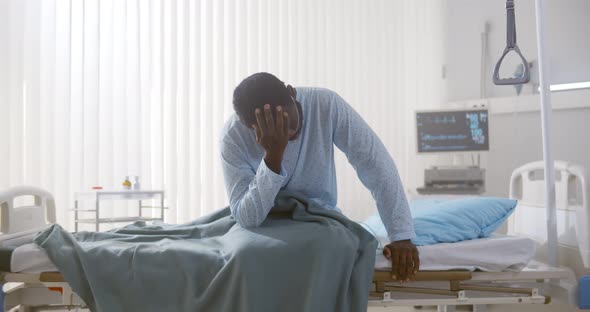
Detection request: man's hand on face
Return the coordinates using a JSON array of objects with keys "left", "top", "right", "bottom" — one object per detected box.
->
[
  {"left": 383, "top": 239, "right": 420, "bottom": 282},
  {"left": 253, "top": 104, "right": 290, "bottom": 174}
]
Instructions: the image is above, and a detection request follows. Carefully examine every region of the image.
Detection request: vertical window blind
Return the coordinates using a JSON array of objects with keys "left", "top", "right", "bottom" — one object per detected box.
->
[{"left": 0, "top": 0, "right": 446, "bottom": 229}]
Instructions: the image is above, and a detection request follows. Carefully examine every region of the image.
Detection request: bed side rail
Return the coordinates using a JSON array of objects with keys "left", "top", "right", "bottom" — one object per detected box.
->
[
  {"left": 0, "top": 186, "right": 56, "bottom": 236},
  {"left": 509, "top": 161, "right": 589, "bottom": 268}
]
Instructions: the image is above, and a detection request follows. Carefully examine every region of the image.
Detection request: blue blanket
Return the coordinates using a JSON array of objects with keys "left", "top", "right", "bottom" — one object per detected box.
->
[{"left": 34, "top": 191, "right": 377, "bottom": 312}]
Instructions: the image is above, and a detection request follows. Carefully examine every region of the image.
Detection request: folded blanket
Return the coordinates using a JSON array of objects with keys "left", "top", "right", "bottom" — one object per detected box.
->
[{"left": 34, "top": 191, "right": 377, "bottom": 312}]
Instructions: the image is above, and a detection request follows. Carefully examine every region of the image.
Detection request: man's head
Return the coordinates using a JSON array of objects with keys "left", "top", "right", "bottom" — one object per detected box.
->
[{"left": 233, "top": 72, "right": 301, "bottom": 140}]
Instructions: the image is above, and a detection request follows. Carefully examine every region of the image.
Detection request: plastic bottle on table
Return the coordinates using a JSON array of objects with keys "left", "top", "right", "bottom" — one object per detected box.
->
[
  {"left": 122, "top": 176, "right": 132, "bottom": 190},
  {"left": 132, "top": 176, "right": 141, "bottom": 190}
]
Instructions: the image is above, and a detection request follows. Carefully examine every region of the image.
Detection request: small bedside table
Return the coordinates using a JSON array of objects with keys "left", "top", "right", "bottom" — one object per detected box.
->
[{"left": 73, "top": 189, "right": 165, "bottom": 232}]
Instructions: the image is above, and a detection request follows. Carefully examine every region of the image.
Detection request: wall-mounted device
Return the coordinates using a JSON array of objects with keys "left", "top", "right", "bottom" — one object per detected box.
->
[
  {"left": 416, "top": 109, "right": 489, "bottom": 153},
  {"left": 416, "top": 109, "right": 489, "bottom": 195},
  {"left": 417, "top": 166, "right": 486, "bottom": 195}
]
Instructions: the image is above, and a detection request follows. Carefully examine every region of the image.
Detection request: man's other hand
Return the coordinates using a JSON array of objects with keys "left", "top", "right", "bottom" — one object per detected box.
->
[
  {"left": 253, "top": 104, "right": 290, "bottom": 174},
  {"left": 383, "top": 239, "right": 420, "bottom": 282}
]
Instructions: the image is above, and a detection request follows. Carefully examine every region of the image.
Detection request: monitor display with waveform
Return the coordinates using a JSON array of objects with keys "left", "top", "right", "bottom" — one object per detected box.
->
[{"left": 416, "top": 109, "right": 489, "bottom": 153}]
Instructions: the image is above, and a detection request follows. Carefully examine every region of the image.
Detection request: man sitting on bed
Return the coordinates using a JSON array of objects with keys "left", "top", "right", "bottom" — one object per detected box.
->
[{"left": 220, "top": 72, "right": 420, "bottom": 281}]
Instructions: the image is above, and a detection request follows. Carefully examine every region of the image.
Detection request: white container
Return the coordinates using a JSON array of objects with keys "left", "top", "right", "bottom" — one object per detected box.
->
[{"left": 132, "top": 176, "right": 141, "bottom": 190}]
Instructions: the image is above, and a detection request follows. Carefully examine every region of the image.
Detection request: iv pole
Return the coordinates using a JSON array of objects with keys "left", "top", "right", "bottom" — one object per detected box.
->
[
  {"left": 494, "top": 0, "right": 557, "bottom": 267},
  {"left": 534, "top": 0, "right": 558, "bottom": 268}
]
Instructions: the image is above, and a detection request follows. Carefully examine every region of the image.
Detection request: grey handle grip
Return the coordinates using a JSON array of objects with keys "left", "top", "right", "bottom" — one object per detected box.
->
[
  {"left": 493, "top": 0, "right": 530, "bottom": 86},
  {"left": 493, "top": 45, "right": 530, "bottom": 85}
]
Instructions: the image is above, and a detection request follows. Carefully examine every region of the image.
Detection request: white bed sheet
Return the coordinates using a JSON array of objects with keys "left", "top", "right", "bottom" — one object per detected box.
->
[
  {"left": 375, "top": 234, "right": 537, "bottom": 272},
  {"left": 12, "top": 242, "right": 57, "bottom": 273},
  {"left": 12, "top": 234, "right": 536, "bottom": 274}
]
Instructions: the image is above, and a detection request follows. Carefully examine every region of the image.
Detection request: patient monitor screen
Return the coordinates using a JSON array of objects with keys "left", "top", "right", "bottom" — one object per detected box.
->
[{"left": 416, "top": 109, "right": 489, "bottom": 153}]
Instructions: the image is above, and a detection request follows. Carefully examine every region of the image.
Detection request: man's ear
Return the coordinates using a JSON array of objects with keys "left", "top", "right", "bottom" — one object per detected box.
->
[
  {"left": 287, "top": 85, "right": 297, "bottom": 98},
  {"left": 238, "top": 115, "right": 254, "bottom": 129}
]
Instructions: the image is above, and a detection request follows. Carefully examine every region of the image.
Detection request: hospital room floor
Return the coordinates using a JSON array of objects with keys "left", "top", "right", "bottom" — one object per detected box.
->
[{"left": 368, "top": 303, "right": 582, "bottom": 311}]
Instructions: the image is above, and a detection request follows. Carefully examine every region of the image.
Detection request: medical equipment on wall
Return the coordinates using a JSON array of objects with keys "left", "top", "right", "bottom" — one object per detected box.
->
[
  {"left": 493, "top": 0, "right": 530, "bottom": 85},
  {"left": 415, "top": 109, "right": 488, "bottom": 195},
  {"left": 480, "top": 22, "right": 489, "bottom": 98},
  {"left": 417, "top": 166, "right": 485, "bottom": 195},
  {"left": 415, "top": 109, "right": 489, "bottom": 153}
]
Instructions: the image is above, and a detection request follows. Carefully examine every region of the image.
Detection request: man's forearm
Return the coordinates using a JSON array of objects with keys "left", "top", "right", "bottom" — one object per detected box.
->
[{"left": 231, "top": 156, "right": 287, "bottom": 228}]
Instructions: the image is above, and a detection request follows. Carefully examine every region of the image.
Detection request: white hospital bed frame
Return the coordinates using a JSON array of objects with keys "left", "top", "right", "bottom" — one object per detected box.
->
[
  {"left": 0, "top": 186, "right": 85, "bottom": 311},
  {"left": 1, "top": 160, "right": 587, "bottom": 311},
  {"left": 368, "top": 160, "right": 586, "bottom": 311}
]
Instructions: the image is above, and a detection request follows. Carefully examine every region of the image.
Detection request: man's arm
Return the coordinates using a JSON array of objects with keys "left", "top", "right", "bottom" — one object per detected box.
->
[
  {"left": 221, "top": 141, "right": 286, "bottom": 228},
  {"left": 331, "top": 93, "right": 414, "bottom": 241},
  {"left": 330, "top": 91, "right": 419, "bottom": 280},
  {"left": 220, "top": 105, "right": 290, "bottom": 228}
]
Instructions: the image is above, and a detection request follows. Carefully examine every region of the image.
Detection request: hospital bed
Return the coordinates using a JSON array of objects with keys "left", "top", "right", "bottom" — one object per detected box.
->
[
  {"left": 368, "top": 161, "right": 587, "bottom": 311},
  {"left": 1, "top": 161, "right": 588, "bottom": 311},
  {"left": 0, "top": 186, "right": 85, "bottom": 311}
]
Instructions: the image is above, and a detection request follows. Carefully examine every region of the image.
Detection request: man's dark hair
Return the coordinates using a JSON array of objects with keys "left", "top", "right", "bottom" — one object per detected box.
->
[{"left": 233, "top": 72, "right": 291, "bottom": 127}]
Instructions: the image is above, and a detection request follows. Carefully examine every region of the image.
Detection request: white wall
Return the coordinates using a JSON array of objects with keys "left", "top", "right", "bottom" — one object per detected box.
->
[
  {"left": 448, "top": 88, "right": 590, "bottom": 198},
  {"left": 441, "top": 0, "right": 590, "bottom": 199},
  {"left": 446, "top": 0, "right": 590, "bottom": 101}
]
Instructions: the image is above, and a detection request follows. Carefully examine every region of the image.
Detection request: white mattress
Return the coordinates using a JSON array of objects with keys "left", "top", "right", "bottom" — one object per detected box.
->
[
  {"left": 12, "top": 234, "right": 536, "bottom": 274},
  {"left": 374, "top": 234, "right": 537, "bottom": 272},
  {"left": 12, "top": 242, "right": 58, "bottom": 273}
]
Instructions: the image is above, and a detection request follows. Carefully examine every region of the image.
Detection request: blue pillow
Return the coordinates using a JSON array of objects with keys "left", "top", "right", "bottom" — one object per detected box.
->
[
  {"left": 411, "top": 197, "right": 517, "bottom": 245},
  {"left": 360, "top": 197, "right": 517, "bottom": 246}
]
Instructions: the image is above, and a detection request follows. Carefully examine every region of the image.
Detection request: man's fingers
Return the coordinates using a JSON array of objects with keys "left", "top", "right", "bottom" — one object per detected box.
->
[
  {"left": 255, "top": 108, "right": 266, "bottom": 133},
  {"left": 407, "top": 249, "right": 420, "bottom": 281},
  {"left": 283, "top": 112, "right": 290, "bottom": 138},
  {"left": 264, "top": 104, "right": 275, "bottom": 132},
  {"left": 252, "top": 124, "right": 262, "bottom": 142},
  {"left": 391, "top": 248, "right": 399, "bottom": 280},
  {"left": 383, "top": 246, "right": 392, "bottom": 260},
  {"left": 275, "top": 106, "right": 284, "bottom": 136},
  {"left": 398, "top": 251, "right": 407, "bottom": 281},
  {"left": 385, "top": 241, "right": 419, "bottom": 282},
  {"left": 405, "top": 253, "right": 415, "bottom": 281}
]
